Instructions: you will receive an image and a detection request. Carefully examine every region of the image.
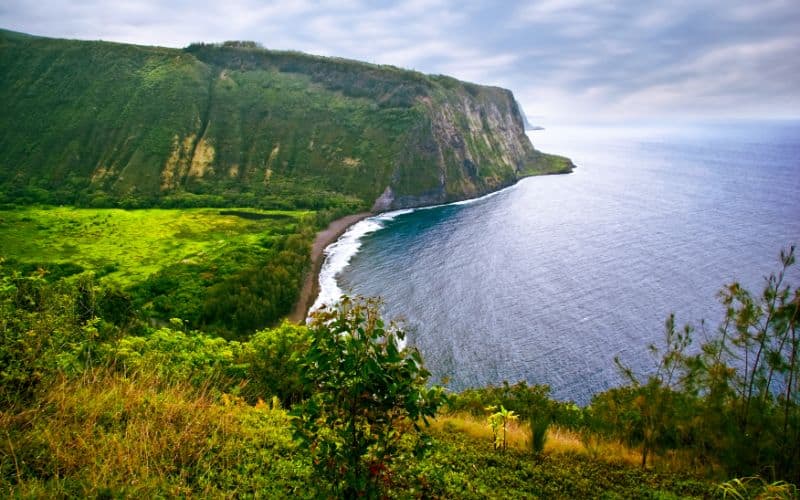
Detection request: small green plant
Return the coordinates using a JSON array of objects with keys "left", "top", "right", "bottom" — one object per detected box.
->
[
  {"left": 717, "top": 476, "right": 798, "bottom": 499},
  {"left": 486, "top": 405, "right": 517, "bottom": 452},
  {"left": 291, "top": 297, "right": 444, "bottom": 497}
]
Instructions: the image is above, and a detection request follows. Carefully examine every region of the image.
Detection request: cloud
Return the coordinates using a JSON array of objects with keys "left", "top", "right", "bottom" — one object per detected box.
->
[{"left": 1, "top": 0, "right": 798, "bottom": 122}]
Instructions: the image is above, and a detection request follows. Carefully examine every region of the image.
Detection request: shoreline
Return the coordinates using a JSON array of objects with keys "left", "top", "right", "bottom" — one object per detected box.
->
[
  {"left": 289, "top": 211, "right": 373, "bottom": 322},
  {"left": 288, "top": 158, "right": 576, "bottom": 323}
]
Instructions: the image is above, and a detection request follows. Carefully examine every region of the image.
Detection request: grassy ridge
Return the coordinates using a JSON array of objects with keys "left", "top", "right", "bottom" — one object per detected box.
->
[{"left": 0, "top": 30, "right": 571, "bottom": 211}]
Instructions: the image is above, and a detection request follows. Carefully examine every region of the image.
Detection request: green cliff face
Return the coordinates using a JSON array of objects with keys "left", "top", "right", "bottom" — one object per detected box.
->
[{"left": 0, "top": 30, "right": 572, "bottom": 211}]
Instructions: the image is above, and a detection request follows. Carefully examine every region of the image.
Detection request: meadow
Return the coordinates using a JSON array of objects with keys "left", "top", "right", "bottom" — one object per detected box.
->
[
  {"left": 0, "top": 206, "right": 315, "bottom": 337},
  {"left": 1, "top": 206, "right": 311, "bottom": 286}
]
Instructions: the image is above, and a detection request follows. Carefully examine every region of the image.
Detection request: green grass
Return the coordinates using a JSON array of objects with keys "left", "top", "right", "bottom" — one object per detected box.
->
[
  {"left": 0, "top": 206, "right": 310, "bottom": 287},
  {"left": 520, "top": 150, "right": 575, "bottom": 176}
]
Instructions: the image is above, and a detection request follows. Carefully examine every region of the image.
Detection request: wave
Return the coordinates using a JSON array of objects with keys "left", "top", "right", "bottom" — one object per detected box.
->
[
  {"left": 308, "top": 182, "right": 521, "bottom": 316},
  {"left": 309, "top": 208, "right": 413, "bottom": 315}
]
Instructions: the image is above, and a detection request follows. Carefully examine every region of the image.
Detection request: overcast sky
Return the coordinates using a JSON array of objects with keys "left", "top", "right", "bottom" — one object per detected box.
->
[{"left": 2, "top": 0, "right": 798, "bottom": 124}]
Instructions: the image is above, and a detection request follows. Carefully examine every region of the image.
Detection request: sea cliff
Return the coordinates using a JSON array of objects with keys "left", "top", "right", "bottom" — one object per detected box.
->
[{"left": 0, "top": 30, "right": 572, "bottom": 210}]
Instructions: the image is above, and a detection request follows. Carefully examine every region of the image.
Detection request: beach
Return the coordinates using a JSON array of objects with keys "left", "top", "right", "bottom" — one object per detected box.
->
[{"left": 289, "top": 212, "right": 373, "bottom": 322}]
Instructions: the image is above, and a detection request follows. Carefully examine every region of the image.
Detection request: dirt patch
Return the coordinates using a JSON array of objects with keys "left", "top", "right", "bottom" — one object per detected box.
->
[
  {"left": 161, "top": 134, "right": 195, "bottom": 189},
  {"left": 188, "top": 137, "right": 215, "bottom": 178}
]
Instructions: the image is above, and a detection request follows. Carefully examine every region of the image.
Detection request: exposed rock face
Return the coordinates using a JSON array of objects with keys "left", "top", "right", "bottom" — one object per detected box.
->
[
  {"left": 371, "top": 186, "right": 396, "bottom": 212},
  {"left": 0, "top": 30, "right": 572, "bottom": 209},
  {"left": 379, "top": 85, "right": 561, "bottom": 210}
]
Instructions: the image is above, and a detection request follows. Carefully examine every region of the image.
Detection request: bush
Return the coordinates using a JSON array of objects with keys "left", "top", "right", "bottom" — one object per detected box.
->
[
  {"left": 529, "top": 412, "right": 550, "bottom": 456},
  {"left": 291, "top": 297, "right": 445, "bottom": 497},
  {"left": 240, "top": 321, "right": 311, "bottom": 406}
]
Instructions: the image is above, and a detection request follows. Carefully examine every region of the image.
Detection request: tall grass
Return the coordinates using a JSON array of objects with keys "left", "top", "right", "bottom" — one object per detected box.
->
[
  {"left": 431, "top": 412, "right": 699, "bottom": 471},
  {"left": 0, "top": 368, "right": 312, "bottom": 497}
]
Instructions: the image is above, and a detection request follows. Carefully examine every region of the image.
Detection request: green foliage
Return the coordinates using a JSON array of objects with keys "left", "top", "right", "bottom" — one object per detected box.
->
[
  {"left": 684, "top": 246, "right": 800, "bottom": 480},
  {"left": 447, "top": 380, "right": 583, "bottom": 429},
  {"left": 199, "top": 230, "right": 312, "bottom": 337},
  {"left": 102, "top": 327, "right": 248, "bottom": 387},
  {"left": 399, "top": 424, "right": 712, "bottom": 499},
  {"left": 611, "top": 313, "right": 696, "bottom": 468},
  {"left": 1, "top": 207, "right": 314, "bottom": 336},
  {"left": 0, "top": 266, "right": 111, "bottom": 408},
  {"left": 594, "top": 246, "right": 799, "bottom": 482},
  {"left": 717, "top": 476, "right": 798, "bottom": 499},
  {"left": 291, "top": 297, "right": 445, "bottom": 497},
  {"left": 240, "top": 321, "right": 311, "bottom": 406},
  {"left": 529, "top": 410, "right": 551, "bottom": 456}
]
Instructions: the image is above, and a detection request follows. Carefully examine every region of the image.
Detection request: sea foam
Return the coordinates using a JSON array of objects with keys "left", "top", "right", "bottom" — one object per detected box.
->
[
  {"left": 309, "top": 183, "right": 521, "bottom": 318},
  {"left": 309, "top": 208, "right": 414, "bottom": 315}
]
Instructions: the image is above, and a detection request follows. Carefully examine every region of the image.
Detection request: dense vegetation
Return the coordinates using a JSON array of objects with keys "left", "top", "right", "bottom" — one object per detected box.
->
[
  {"left": 1, "top": 246, "right": 797, "bottom": 496},
  {"left": 0, "top": 266, "right": 710, "bottom": 497},
  {"left": 0, "top": 29, "right": 571, "bottom": 212},
  {"left": 1, "top": 207, "right": 315, "bottom": 338},
  {"left": 0, "top": 26, "right": 796, "bottom": 499},
  {"left": 601, "top": 247, "right": 800, "bottom": 481}
]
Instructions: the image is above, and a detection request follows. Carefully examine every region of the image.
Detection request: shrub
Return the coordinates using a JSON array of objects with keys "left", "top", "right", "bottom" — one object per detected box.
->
[
  {"left": 529, "top": 412, "right": 550, "bottom": 456},
  {"left": 291, "top": 297, "right": 445, "bottom": 497},
  {"left": 240, "top": 321, "right": 311, "bottom": 406}
]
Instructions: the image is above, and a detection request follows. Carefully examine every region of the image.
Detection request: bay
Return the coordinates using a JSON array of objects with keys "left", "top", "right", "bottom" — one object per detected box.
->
[{"left": 322, "top": 121, "right": 800, "bottom": 404}]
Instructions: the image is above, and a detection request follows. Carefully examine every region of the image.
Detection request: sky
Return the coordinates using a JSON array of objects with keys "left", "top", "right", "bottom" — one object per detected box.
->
[{"left": 2, "top": 0, "right": 799, "bottom": 124}]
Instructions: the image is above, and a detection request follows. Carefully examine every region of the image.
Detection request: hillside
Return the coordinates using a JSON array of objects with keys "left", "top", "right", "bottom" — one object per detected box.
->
[{"left": 0, "top": 30, "right": 572, "bottom": 211}]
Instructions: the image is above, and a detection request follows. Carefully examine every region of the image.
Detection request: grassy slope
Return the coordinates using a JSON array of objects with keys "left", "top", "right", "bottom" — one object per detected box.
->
[
  {"left": 0, "top": 31, "right": 570, "bottom": 210},
  {"left": 0, "top": 32, "right": 209, "bottom": 203},
  {"left": 0, "top": 371, "right": 711, "bottom": 499}
]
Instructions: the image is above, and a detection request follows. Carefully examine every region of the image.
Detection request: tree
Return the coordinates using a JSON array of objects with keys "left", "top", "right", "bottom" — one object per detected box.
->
[
  {"left": 242, "top": 321, "right": 311, "bottom": 406},
  {"left": 606, "top": 246, "right": 799, "bottom": 479},
  {"left": 685, "top": 245, "right": 799, "bottom": 480},
  {"left": 290, "top": 297, "right": 444, "bottom": 497},
  {"left": 613, "top": 314, "right": 694, "bottom": 469}
]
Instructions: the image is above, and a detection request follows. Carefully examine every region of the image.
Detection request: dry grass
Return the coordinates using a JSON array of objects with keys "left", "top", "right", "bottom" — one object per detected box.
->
[
  {"left": 1, "top": 368, "right": 304, "bottom": 497},
  {"left": 431, "top": 413, "right": 530, "bottom": 451},
  {"left": 433, "top": 412, "right": 643, "bottom": 468},
  {"left": 7, "top": 370, "right": 227, "bottom": 493},
  {"left": 548, "top": 426, "right": 641, "bottom": 467}
]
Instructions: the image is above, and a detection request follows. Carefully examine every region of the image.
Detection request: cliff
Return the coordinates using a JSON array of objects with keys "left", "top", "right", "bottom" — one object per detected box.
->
[{"left": 0, "top": 30, "right": 572, "bottom": 211}]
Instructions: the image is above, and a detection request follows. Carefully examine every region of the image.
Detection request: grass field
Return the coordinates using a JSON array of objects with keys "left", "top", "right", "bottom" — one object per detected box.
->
[{"left": 0, "top": 206, "right": 311, "bottom": 287}]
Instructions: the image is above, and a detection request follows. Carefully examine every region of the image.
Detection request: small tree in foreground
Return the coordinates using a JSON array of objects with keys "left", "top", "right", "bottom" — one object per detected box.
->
[
  {"left": 528, "top": 406, "right": 551, "bottom": 456},
  {"left": 291, "top": 297, "right": 444, "bottom": 498},
  {"left": 486, "top": 405, "right": 518, "bottom": 452}
]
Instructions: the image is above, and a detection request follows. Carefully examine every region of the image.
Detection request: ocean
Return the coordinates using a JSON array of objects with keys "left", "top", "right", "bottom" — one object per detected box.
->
[{"left": 313, "top": 121, "right": 800, "bottom": 404}]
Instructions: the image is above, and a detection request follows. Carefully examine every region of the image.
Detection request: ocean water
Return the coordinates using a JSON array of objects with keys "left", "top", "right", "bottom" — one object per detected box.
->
[{"left": 315, "top": 121, "right": 800, "bottom": 404}]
